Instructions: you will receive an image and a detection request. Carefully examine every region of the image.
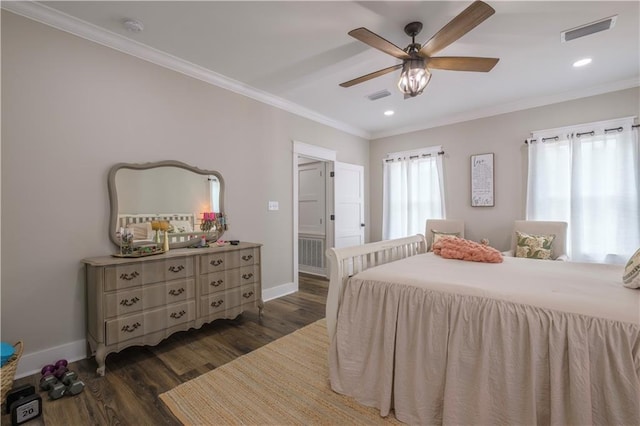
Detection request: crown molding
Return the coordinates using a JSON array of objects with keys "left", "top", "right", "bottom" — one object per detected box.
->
[
  {"left": 371, "top": 77, "right": 640, "bottom": 140},
  {"left": 2, "top": 1, "right": 371, "bottom": 140}
]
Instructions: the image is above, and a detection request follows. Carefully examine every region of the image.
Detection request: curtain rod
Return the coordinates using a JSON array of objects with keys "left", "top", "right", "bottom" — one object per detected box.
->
[
  {"left": 385, "top": 151, "right": 445, "bottom": 162},
  {"left": 524, "top": 124, "right": 640, "bottom": 144}
]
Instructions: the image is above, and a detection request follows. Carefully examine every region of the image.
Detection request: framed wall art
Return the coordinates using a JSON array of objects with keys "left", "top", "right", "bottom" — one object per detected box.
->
[{"left": 470, "top": 153, "right": 494, "bottom": 207}]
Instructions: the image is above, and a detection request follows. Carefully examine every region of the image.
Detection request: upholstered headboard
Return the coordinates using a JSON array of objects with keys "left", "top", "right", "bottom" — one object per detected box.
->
[
  {"left": 117, "top": 213, "right": 200, "bottom": 244},
  {"left": 117, "top": 213, "right": 196, "bottom": 230}
]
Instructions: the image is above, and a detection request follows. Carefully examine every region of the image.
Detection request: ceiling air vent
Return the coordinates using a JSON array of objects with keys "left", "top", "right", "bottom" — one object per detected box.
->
[
  {"left": 367, "top": 90, "right": 391, "bottom": 101},
  {"left": 561, "top": 15, "right": 617, "bottom": 42}
]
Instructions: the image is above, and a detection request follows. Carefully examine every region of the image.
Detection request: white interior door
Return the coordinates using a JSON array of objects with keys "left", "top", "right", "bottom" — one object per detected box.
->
[{"left": 333, "top": 162, "right": 364, "bottom": 249}]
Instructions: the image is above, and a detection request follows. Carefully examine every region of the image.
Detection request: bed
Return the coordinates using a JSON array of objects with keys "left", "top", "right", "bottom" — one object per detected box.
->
[
  {"left": 117, "top": 212, "right": 201, "bottom": 244},
  {"left": 326, "top": 235, "right": 640, "bottom": 425}
]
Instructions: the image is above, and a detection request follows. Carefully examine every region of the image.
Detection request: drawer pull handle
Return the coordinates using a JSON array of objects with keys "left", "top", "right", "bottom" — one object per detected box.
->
[
  {"left": 170, "top": 310, "right": 186, "bottom": 319},
  {"left": 210, "top": 259, "right": 223, "bottom": 266},
  {"left": 242, "top": 291, "right": 254, "bottom": 299},
  {"left": 210, "top": 300, "right": 224, "bottom": 308},
  {"left": 168, "top": 265, "right": 185, "bottom": 273},
  {"left": 210, "top": 280, "right": 224, "bottom": 287},
  {"left": 119, "top": 297, "right": 140, "bottom": 307},
  {"left": 121, "top": 322, "right": 141, "bottom": 333},
  {"left": 168, "top": 288, "right": 184, "bottom": 296},
  {"left": 242, "top": 273, "right": 254, "bottom": 280},
  {"left": 242, "top": 255, "right": 253, "bottom": 261},
  {"left": 119, "top": 271, "right": 140, "bottom": 281}
]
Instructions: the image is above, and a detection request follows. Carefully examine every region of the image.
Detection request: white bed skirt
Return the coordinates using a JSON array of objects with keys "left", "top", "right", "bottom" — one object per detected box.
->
[{"left": 329, "top": 255, "right": 640, "bottom": 425}]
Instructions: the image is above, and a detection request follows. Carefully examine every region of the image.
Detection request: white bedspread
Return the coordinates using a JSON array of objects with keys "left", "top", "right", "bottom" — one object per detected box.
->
[{"left": 329, "top": 254, "right": 640, "bottom": 425}]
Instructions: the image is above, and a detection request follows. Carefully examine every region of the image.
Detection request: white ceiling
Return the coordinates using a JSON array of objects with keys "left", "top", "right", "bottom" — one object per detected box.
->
[{"left": 11, "top": 1, "right": 640, "bottom": 139}]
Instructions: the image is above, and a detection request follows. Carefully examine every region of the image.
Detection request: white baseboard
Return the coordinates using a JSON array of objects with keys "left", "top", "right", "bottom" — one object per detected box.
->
[
  {"left": 13, "top": 282, "right": 298, "bottom": 380},
  {"left": 15, "top": 339, "right": 88, "bottom": 379},
  {"left": 262, "top": 281, "right": 297, "bottom": 302}
]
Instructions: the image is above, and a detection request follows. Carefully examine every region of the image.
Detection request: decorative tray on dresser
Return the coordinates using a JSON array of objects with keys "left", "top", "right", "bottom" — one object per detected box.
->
[{"left": 82, "top": 242, "right": 263, "bottom": 376}]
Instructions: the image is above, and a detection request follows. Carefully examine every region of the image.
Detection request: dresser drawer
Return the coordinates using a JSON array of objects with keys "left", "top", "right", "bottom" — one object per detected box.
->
[
  {"left": 104, "top": 264, "right": 143, "bottom": 291},
  {"left": 199, "top": 283, "right": 259, "bottom": 316},
  {"left": 238, "top": 283, "right": 259, "bottom": 305},
  {"left": 200, "top": 251, "right": 241, "bottom": 273},
  {"left": 239, "top": 248, "right": 259, "bottom": 266},
  {"left": 105, "top": 300, "right": 195, "bottom": 345},
  {"left": 104, "top": 288, "right": 143, "bottom": 318},
  {"left": 200, "top": 270, "right": 240, "bottom": 296},
  {"left": 239, "top": 265, "right": 260, "bottom": 285},
  {"left": 142, "top": 257, "right": 193, "bottom": 285},
  {"left": 104, "top": 257, "right": 193, "bottom": 291},
  {"left": 104, "top": 279, "right": 195, "bottom": 319}
]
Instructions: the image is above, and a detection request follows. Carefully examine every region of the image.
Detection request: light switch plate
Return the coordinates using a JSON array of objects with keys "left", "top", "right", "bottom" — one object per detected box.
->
[{"left": 268, "top": 201, "right": 279, "bottom": 211}]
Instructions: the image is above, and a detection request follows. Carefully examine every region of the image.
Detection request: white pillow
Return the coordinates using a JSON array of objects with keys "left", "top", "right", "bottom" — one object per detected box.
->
[
  {"left": 170, "top": 220, "right": 193, "bottom": 233},
  {"left": 622, "top": 248, "right": 640, "bottom": 289}
]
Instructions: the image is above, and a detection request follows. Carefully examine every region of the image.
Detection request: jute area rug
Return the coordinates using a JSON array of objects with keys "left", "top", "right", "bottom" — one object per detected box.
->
[{"left": 160, "top": 319, "right": 401, "bottom": 425}]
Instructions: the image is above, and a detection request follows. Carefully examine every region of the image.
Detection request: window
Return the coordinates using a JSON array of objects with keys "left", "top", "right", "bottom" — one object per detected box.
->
[
  {"left": 209, "top": 175, "right": 220, "bottom": 212},
  {"left": 382, "top": 146, "right": 445, "bottom": 240},
  {"left": 527, "top": 117, "right": 639, "bottom": 263}
]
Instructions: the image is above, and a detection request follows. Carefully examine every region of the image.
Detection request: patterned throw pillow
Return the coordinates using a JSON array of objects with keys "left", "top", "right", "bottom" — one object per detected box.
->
[
  {"left": 622, "top": 248, "right": 640, "bottom": 289},
  {"left": 515, "top": 231, "right": 555, "bottom": 260},
  {"left": 430, "top": 230, "right": 460, "bottom": 251},
  {"left": 169, "top": 220, "right": 193, "bottom": 233}
]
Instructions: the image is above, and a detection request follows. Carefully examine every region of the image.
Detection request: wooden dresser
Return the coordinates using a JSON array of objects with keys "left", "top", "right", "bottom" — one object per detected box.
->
[{"left": 82, "top": 242, "right": 263, "bottom": 376}]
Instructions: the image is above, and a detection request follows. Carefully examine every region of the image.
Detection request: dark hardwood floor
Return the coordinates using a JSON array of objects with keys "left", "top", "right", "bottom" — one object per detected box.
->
[{"left": 1, "top": 274, "right": 328, "bottom": 426}]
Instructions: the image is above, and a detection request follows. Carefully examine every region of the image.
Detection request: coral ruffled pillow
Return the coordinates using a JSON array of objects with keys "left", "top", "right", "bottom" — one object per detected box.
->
[{"left": 432, "top": 237, "right": 503, "bottom": 263}]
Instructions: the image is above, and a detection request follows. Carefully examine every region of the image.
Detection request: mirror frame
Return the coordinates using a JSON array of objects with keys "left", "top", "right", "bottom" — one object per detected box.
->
[{"left": 108, "top": 160, "right": 225, "bottom": 249}]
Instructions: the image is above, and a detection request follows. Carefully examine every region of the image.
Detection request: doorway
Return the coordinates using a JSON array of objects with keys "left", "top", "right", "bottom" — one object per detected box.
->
[
  {"left": 292, "top": 141, "right": 365, "bottom": 292},
  {"left": 298, "top": 157, "right": 330, "bottom": 276},
  {"left": 293, "top": 142, "right": 335, "bottom": 290}
]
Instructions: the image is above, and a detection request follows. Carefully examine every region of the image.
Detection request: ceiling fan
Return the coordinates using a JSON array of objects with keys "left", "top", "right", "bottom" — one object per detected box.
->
[{"left": 340, "top": 0, "right": 499, "bottom": 98}]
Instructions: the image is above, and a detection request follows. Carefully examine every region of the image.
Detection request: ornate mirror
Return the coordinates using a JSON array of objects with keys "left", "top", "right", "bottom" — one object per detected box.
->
[{"left": 108, "top": 160, "right": 225, "bottom": 249}]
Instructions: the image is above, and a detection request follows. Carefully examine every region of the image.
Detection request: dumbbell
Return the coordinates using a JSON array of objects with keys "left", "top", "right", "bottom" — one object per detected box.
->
[
  {"left": 39, "top": 372, "right": 66, "bottom": 400},
  {"left": 39, "top": 359, "right": 85, "bottom": 399},
  {"left": 40, "top": 361, "right": 66, "bottom": 400},
  {"left": 41, "top": 359, "right": 68, "bottom": 378},
  {"left": 56, "top": 370, "right": 85, "bottom": 396}
]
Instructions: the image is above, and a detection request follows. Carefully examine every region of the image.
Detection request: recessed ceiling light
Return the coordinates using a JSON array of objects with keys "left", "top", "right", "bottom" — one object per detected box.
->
[
  {"left": 573, "top": 58, "right": 592, "bottom": 67},
  {"left": 384, "top": 110, "right": 394, "bottom": 116}
]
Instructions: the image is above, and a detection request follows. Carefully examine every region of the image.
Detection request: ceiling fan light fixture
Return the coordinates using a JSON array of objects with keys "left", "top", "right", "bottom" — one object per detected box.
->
[{"left": 397, "top": 59, "right": 430, "bottom": 97}]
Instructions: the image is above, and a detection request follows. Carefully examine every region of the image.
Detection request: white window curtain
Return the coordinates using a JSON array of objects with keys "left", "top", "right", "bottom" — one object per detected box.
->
[
  {"left": 527, "top": 117, "right": 639, "bottom": 263},
  {"left": 209, "top": 176, "right": 220, "bottom": 212},
  {"left": 383, "top": 146, "right": 446, "bottom": 240}
]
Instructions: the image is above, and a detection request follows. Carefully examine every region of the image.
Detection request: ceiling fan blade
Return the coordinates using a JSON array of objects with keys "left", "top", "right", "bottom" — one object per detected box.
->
[
  {"left": 348, "top": 28, "right": 411, "bottom": 60},
  {"left": 428, "top": 56, "right": 499, "bottom": 72},
  {"left": 339, "top": 64, "right": 403, "bottom": 88},
  {"left": 419, "top": 1, "right": 495, "bottom": 58}
]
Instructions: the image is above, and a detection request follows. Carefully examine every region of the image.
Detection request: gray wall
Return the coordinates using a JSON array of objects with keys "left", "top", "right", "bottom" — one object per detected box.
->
[
  {"left": 1, "top": 12, "right": 369, "bottom": 356},
  {"left": 370, "top": 87, "right": 640, "bottom": 249}
]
